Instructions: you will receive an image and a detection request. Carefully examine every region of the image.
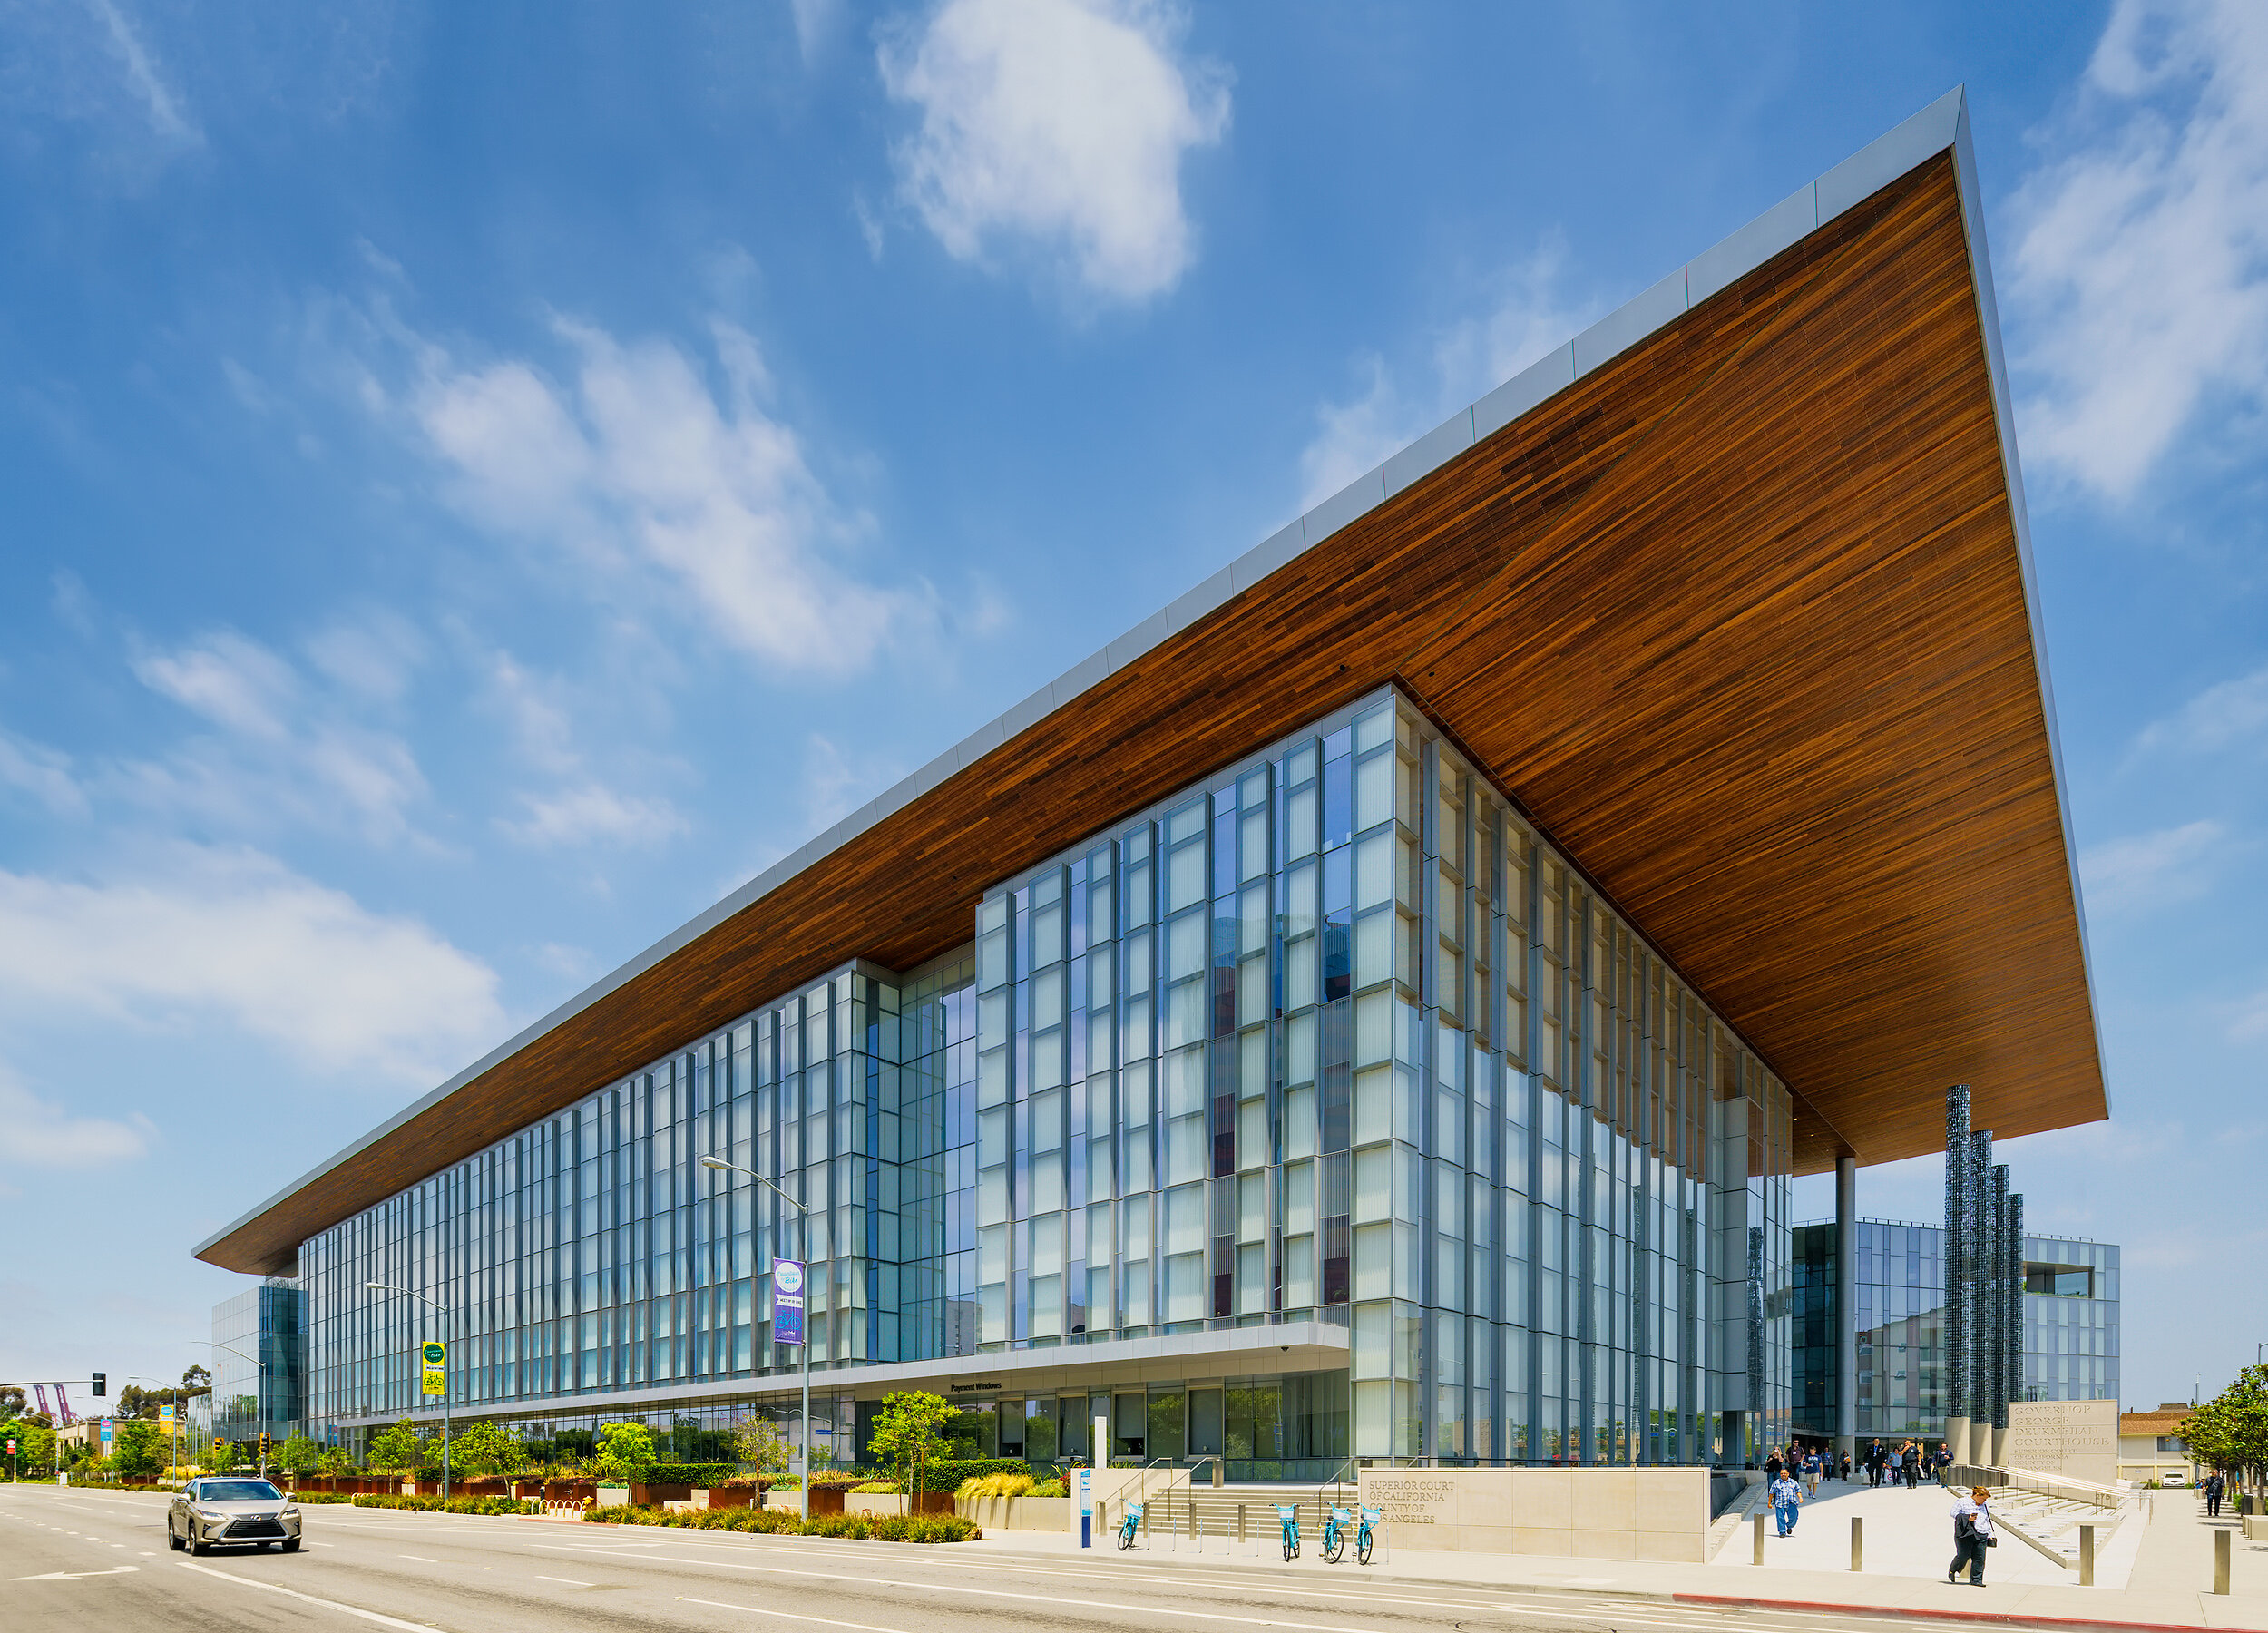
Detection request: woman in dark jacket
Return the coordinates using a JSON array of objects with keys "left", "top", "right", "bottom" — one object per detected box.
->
[{"left": 1948, "top": 1485, "right": 1995, "bottom": 1586}]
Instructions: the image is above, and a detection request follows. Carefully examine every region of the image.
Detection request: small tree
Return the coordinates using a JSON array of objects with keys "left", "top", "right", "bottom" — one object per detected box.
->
[
  {"left": 731, "top": 1413, "right": 790, "bottom": 1474},
  {"left": 317, "top": 1444, "right": 354, "bottom": 1476},
  {"left": 367, "top": 1418, "right": 425, "bottom": 1473},
  {"left": 452, "top": 1422, "right": 523, "bottom": 1479},
  {"left": 867, "top": 1390, "right": 956, "bottom": 1496},
  {"left": 594, "top": 1421, "right": 657, "bottom": 1481},
  {"left": 112, "top": 1420, "right": 165, "bottom": 1482},
  {"left": 276, "top": 1434, "right": 321, "bottom": 1476}
]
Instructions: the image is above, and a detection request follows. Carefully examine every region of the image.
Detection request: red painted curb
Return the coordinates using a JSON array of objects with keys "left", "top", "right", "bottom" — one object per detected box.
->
[{"left": 1673, "top": 1592, "right": 2219, "bottom": 1633}]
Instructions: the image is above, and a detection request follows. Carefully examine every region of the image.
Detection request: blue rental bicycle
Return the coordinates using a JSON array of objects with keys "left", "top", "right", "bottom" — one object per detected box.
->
[
  {"left": 1323, "top": 1505, "right": 1357, "bottom": 1563},
  {"left": 1275, "top": 1502, "right": 1301, "bottom": 1561},
  {"left": 1118, "top": 1501, "right": 1143, "bottom": 1550},
  {"left": 1356, "top": 1505, "right": 1381, "bottom": 1566}
]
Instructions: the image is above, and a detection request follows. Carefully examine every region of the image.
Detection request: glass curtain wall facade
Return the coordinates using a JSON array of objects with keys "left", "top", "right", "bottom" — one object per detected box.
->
[
  {"left": 299, "top": 686, "right": 1795, "bottom": 1470},
  {"left": 210, "top": 1280, "right": 306, "bottom": 1448},
  {"left": 974, "top": 688, "right": 1791, "bottom": 1465},
  {"left": 1792, "top": 1220, "right": 2118, "bottom": 1440},
  {"left": 303, "top": 948, "right": 980, "bottom": 1463}
]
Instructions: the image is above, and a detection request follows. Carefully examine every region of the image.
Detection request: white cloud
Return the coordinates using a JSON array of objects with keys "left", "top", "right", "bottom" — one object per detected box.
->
[
  {"left": 1299, "top": 237, "right": 1599, "bottom": 509},
  {"left": 2077, "top": 818, "right": 2228, "bottom": 914},
  {"left": 879, "top": 0, "right": 1230, "bottom": 303},
  {"left": 84, "top": 0, "right": 199, "bottom": 145},
  {"left": 2136, "top": 662, "right": 2268, "bottom": 753},
  {"left": 413, "top": 319, "right": 929, "bottom": 674},
  {"left": 0, "top": 846, "right": 505, "bottom": 1085},
  {"left": 2009, "top": 0, "right": 2268, "bottom": 500},
  {"left": 0, "top": 1063, "right": 152, "bottom": 1167},
  {"left": 800, "top": 732, "right": 904, "bottom": 836},
  {"left": 123, "top": 628, "right": 430, "bottom": 845},
  {"left": 2234, "top": 987, "right": 2268, "bottom": 1043},
  {"left": 0, "top": 731, "right": 86, "bottom": 816},
  {"left": 500, "top": 783, "right": 687, "bottom": 849}
]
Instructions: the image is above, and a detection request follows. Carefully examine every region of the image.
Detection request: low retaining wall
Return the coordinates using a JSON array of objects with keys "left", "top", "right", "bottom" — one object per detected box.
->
[
  {"left": 1356, "top": 1466, "right": 1712, "bottom": 1561},
  {"left": 954, "top": 1494, "right": 1073, "bottom": 1532}
]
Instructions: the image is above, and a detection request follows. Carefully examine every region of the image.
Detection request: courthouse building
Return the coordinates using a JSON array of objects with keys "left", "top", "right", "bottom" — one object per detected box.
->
[
  {"left": 1791, "top": 1219, "right": 2119, "bottom": 1444},
  {"left": 194, "top": 90, "right": 2107, "bottom": 1480}
]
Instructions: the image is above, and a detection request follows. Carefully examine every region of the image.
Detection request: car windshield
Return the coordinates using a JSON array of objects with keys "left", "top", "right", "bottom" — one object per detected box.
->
[{"left": 199, "top": 1481, "right": 282, "bottom": 1502}]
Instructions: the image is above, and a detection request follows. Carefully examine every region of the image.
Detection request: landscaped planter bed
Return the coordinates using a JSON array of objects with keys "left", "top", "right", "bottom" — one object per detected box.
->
[{"left": 583, "top": 1505, "right": 979, "bottom": 1543}]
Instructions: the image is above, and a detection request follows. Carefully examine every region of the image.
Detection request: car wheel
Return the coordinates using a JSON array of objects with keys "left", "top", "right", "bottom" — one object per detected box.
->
[
  {"left": 281, "top": 1540, "right": 301, "bottom": 1554},
  {"left": 190, "top": 1527, "right": 210, "bottom": 1557},
  {"left": 167, "top": 1521, "right": 185, "bottom": 1552}
]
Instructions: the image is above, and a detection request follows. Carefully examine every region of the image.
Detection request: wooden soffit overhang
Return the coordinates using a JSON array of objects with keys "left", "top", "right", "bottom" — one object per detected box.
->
[{"left": 198, "top": 91, "right": 2104, "bottom": 1276}]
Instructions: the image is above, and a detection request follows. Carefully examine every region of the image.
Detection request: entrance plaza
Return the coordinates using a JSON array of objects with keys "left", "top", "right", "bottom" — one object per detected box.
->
[
  {"left": 978, "top": 1482, "right": 2268, "bottom": 1631},
  {"left": 196, "top": 84, "right": 2110, "bottom": 1567}
]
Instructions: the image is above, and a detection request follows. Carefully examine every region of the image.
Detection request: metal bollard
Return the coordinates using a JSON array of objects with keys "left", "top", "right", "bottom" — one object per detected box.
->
[
  {"left": 1188, "top": 1501, "right": 1197, "bottom": 1541},
  {"left": 1237, "top": 1502, "right": 1246, "bottom": 1543},
  {"left": 1851, "top": 1515, "right": 1862, "bottom": 1571},
  {"left": 1754, "top": 1511, "right": 1766, "bottom": 1564},
  {"left": 2215, "top": 1529, "right": 2231, "bottom": 1596},
  {"left": 2079, "top": 1524, "right": 2094, "bottom": 1587}
]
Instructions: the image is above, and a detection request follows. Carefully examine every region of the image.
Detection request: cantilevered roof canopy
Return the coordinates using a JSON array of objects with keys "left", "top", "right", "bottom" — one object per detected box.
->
[{"left": 199, "top": 89, "right": 2104, "bottom": 1276}]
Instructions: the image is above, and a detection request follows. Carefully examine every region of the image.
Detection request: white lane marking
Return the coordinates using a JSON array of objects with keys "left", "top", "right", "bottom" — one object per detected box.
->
[
  {"left": 177, "top": 1561, "right": 441, "bottom": 1630},
  {"left": 549, "top": 1540, "right": 1900, "bottom": 1633},
  {"left": 682, "top": 1595, "right": 910, "bottom": 1633},
  {"left": 11, "top": 1560, "right": 142, "bottom": 1579},
  {"left": 396, "top": 1554, "right": 438, "bottom": 1562},
  {"left": 537, "top": 1550, "right": 1418, "bottom": 1633},
  {"left": 537, "top": 1576, "right": 596, "bottom": 1586}
]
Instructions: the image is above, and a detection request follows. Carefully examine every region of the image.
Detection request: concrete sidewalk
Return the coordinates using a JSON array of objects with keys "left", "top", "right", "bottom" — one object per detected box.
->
[{"left": 970, "top": 1487, "right": 2268, "bottom": 1630}]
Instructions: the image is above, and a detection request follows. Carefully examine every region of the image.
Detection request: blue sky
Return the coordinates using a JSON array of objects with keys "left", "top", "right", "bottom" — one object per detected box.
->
[{"left": 2, "top": 1, "right": 2263, "bottom": 1417}]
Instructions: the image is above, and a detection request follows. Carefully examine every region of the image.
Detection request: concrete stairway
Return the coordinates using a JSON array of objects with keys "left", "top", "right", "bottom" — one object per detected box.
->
[{"left": 1131, "top": 1482, "right": 1355, "bottom": 1551}]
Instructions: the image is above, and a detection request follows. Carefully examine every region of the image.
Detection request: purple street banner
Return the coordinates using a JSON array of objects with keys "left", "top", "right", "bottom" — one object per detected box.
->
[{"left": 772, "top": 1258, "right": 806, "bottom": 1347}]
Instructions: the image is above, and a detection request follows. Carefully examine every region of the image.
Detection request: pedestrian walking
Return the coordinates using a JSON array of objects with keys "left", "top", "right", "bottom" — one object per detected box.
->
[
  {"left": 2205, "top": 1472, "right": 2226, "bottom": 1518},
  {"left": 1904, "top": 1442, "right": 1921, "bottom": 1489},
  {"left": 1772, "top": 1470, "right": 1804, "bottom": 1537},
  {"left": 1804, "top": 1450, "right": 1823, "bottom": 1497},
  {"left": 1947, "top": 1485, "right": 1996, "bottom": 1586},
  {"left": 1765, "top": 1446, "right": 1785, "bottom": 1481},
  {"left": 1889, "top": 1444, "right": 1903, "bottom": 1486},
  {"left": 1867, "top": 1439, "right": 1886, "bottom": 1488},
  {"left": 1934, "top": 1444, "right": 1953, "bottom": 1485}
]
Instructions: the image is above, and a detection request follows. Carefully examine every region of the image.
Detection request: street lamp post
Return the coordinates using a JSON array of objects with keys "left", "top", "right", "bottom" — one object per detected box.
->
[
  {"left": 700, "top": 1154, "right": 811, "bottom": 1521},
  {"left": 366, "top": 1282, "right": 453, "bottom": 1501},
  {"left": 190, "top": 1342, "right": 269, "bottom": 1479}
]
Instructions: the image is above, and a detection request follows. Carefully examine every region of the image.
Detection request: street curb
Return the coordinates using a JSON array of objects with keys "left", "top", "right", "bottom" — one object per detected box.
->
[{"left": 1674, "top": 1591, "right": 2221, "bottom": 1633}]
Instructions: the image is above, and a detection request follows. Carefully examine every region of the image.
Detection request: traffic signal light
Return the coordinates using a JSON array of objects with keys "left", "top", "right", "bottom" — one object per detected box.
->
[
  {"left": 91, "top": 1372, "right": 105, "bottom": 1397},
  {"left": 258, "top": 1432, "right": 272, "bottom": 1454}
]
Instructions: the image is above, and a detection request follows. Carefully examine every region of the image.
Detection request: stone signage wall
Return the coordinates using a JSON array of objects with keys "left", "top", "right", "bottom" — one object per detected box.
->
[
  {"left": 1355, "top": 1466, "right": 1711, "bottom": 1560},
  {"left": 2006, "top": 1399, "right": 2117, "bottom": 1486}
]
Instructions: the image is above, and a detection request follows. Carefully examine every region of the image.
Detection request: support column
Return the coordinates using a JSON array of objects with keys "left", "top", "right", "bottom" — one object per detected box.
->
[
  {"left": 1834, "top": 1155, "right": 1858, "bottom": 1457},
  {"left": 1942, "top": 1086, "right": 1971, "bottom": 1470},
  {"left": 1970, "top": 1131, "right": 1996, "bottom": 1468}
]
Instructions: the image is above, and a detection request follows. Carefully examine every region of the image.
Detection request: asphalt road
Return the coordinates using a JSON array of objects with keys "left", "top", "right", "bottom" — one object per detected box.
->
[{"left": 1, "top": 1483, "right": 1929, "bottom": 1633}]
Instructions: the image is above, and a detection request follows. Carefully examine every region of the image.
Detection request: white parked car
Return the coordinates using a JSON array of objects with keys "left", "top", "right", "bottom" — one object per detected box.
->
[
  {"left": 167, "top": 1477, "right": 302, "bottom": 1554},
  {"left": 2160, "top": 1470, "right": 2187, "bottom": 1486}
]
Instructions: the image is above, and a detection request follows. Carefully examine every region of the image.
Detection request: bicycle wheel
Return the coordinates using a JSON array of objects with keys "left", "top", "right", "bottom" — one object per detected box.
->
[
  {"left": 1119, "top": 1521, "right": 1135, "bottom": 1550},
  {"left": 1323, "top": 1526, "right": 1344, "bottom": 1564},
  {"left": 1356, "top": 1527, "right": 1373, "bottom": 1566},
  {"left": 1282, "top": 1530, "right": 1295, "bottom": 1561}
]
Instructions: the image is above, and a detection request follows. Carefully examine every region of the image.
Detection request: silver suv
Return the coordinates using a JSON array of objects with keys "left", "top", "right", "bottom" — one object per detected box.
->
[{"left": 167, "top": 1477, "right": 303, "bottom": 1554}]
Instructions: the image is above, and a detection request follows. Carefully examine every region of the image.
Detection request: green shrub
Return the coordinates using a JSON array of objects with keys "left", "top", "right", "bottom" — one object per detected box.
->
[
  {"left": 580, "top": 1505, "right": 978, "bottom": 1543},
  {"left": 1029, "top": 1479, "right": 1067, "bottom": 1498},
  {"left": 288, "top": 1491, "right": 354, "bottom": 1504},
  {"left": 351, "top": 1493, "right": 539, "bottom": 1515},
  {"left": 638, "top": 1463, "right": 741, "bottom": 1486},
  {"left": 913, "top": 1458, "right": 1030, "bottom": 1494}
]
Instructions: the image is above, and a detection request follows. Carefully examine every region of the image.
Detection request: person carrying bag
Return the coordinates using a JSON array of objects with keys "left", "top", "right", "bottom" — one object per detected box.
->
[{"left": 1948, "top": 1485, "right": 1996, "bottom": 1586}]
